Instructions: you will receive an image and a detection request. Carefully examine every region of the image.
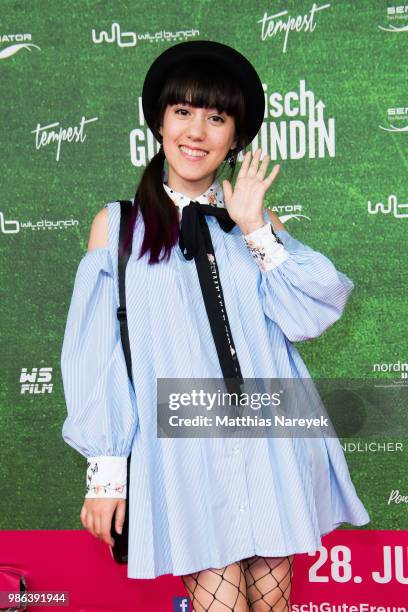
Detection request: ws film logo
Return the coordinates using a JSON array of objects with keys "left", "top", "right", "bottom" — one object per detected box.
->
[
  {"left": 0, "top": 33, "right": 40, "bottom": 60},
  {"left": 173, "top": 597, "right": 191, "bottom": 611},
  {"left": 20, "top": 367, "right": 53, "bottom": 394},
  {"left": 378, "top": 5, "right": 408, "bottom": 32}
]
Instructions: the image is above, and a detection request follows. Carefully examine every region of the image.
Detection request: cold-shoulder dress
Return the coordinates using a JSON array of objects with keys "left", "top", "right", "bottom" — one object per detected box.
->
[{"left": 61, "top": 175, "right": 370, "bottom": 579}]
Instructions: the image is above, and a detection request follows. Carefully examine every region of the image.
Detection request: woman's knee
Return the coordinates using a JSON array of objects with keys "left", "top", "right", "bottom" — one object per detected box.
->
[
  {"left": 181, "top": 561, "right": 249, "bottom": 612},
  {"left": 242, "top": 554, "right": 294, "bottom": 611}
]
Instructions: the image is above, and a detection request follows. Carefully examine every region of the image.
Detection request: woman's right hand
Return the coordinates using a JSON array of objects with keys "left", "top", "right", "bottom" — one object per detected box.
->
[{"left": 80, "top": 498, "right": 126, "bottom": 546}]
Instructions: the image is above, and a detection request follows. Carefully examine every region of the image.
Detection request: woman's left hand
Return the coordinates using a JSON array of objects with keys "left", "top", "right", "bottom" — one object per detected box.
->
[{"left": 222, "top": 149, "right": 280, "bottom": 235}]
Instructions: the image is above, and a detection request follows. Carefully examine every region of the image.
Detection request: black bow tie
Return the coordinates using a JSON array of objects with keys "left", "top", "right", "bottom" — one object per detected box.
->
[
  {"left": 179, "top": 201, "right": 236, "bottom": 259},
  {"left": 179, "top": 201, "right": 244, "bottom": 401}
]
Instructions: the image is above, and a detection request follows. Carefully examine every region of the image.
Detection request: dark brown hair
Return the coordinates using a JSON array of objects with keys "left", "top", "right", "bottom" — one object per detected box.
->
[{"left": 122, "top": 58, "right": 249, "bottom": 264}]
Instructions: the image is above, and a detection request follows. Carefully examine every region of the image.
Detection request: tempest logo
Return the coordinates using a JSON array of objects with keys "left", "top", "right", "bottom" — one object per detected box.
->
[{"left": 257, "top": 2, "right": 331, "bottom": 53}]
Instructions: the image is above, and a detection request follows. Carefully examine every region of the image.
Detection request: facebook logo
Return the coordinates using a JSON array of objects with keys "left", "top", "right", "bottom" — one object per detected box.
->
[{"left": 173, "top": 596, "right": 191, "bottom": 611}]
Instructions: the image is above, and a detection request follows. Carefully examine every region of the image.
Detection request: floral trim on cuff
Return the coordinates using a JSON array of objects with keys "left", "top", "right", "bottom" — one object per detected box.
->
[
  {"left": 243, "top": 222, "right": 290, "bottom": 272},
  {"left": 85, "top": 456, "right": 127, "bottom": 499}
]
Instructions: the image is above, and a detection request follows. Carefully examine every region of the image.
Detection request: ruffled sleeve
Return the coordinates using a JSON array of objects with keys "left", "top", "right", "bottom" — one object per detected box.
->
[
  {"left": 242, "top": 222, "right": 354, "bottom": 342},
  {"left": 61, "top": 247, "right": 139, "bottom": 498}
]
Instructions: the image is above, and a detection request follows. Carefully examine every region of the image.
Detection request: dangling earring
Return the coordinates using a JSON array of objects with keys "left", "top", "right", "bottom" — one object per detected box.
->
[{"left": 227, "top": 149, "right": 236, "bottom": 168}]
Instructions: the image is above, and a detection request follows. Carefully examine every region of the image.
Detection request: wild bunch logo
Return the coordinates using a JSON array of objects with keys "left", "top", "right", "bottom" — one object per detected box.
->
[
  {"left": 367, "top": 194, "right": 408, "bottom": 218},
  {"left": 0, "top": 211, "right": 79, "bottom": 235},
  {"left": 91, "top": 22, "right": 200, "bottom": 47}
]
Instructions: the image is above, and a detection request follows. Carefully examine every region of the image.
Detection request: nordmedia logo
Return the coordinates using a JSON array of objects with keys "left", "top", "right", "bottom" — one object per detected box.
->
[{"left": 372, "top": 360, "right": 408, "bottom": 379}]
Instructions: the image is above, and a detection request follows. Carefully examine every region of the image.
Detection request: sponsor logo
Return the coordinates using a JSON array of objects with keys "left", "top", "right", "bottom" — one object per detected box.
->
[
  {"left": 368, "top": 195, "right": 408, "bottom": 218},
  {"left": 20, "top": 367, "right": 53, "bottom": 394},
  {"left": 257, "top": 2, "right": 330, "bottom": 53},
  {"left": 0, "top": 33, "right": 40, "bottom": 60},
  {"left": 32, "top": 116, "right": 98, "bottom": 162},
  {"left": 388, "top": 489, "right": 408, "bottom": 504},
  {"left": 378, "top": 5, "right": 408, "bottom": 32},
  {"left": 0, "top": 211, "right": 79, "bottom": 235},
  {"left": 373, "top": 361, "right": 408, "bottom": 379},
  {"left": 92, "top": 22, "right": 200, "bottom": 47},
  {"left": 379, "top": 106, "right": 408, "bottom": 133}
]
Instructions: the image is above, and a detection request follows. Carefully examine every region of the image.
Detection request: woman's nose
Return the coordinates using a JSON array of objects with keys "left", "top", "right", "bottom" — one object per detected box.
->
[{"left": 185, "top": 115, "right": 207, "bottom": 139}]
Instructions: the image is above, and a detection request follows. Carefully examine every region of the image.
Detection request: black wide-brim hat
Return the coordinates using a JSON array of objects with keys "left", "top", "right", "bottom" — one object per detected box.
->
[{"left": 142, "top": 40, "right": 265, "bottom": 151}]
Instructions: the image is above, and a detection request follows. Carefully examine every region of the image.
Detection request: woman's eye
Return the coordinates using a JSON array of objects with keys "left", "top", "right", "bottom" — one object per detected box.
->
[{"left": 174, "top": 108, "right": 224, "bottom": 123}]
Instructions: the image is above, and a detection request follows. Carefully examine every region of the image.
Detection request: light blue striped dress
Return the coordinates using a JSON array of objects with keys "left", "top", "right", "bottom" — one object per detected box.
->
[{"left": 61, "top": 176, "right": 370, "bottom": 579}]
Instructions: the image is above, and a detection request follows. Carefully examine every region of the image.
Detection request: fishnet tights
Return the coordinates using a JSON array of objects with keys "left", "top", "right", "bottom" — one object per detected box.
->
[{"left": 181, "top": 554, "right": 294, "bottom": 611}]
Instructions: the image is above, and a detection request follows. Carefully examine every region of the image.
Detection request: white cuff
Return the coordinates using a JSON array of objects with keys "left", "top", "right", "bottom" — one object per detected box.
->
[
  {"left": 242, "top": 222, "right": 290, "bottom": 272},
  {"left": 85, "top": 456, "right": 127, "bottom": 499}
]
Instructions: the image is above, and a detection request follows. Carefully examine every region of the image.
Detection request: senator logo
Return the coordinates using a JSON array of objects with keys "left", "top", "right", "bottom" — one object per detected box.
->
[
  {"left": 378, "top": 5, "right": 408, "bottom": 32},
  {"left": 379, "top": 107, "right": 408, "bottom": 133},
  {"left": 0, "top": 33, "right": 40, "bottom": 60}
]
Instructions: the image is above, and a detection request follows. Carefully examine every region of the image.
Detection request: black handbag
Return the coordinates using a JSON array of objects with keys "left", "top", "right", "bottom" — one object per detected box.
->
[{"left": 110, "top": 199, "right": 134, "bottom": 564}]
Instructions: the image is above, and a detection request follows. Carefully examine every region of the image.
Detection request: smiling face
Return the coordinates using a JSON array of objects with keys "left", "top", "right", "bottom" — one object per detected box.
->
[{"left": 158, "top": 100, "right": 238, "bottom": 198}]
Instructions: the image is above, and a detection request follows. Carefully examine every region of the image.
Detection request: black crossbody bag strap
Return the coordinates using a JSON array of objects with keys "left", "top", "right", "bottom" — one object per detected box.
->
[
  {"left": 110, "top": 199, "right": 134, "bottom": 564},
  {"left": 117, "top": 200, "right": 134, "bottom": 385}
]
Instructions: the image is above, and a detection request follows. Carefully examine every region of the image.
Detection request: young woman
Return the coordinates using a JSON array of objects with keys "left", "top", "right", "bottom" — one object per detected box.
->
[{"left": 61, "top": 41, "right": 370, "bottom": 611}]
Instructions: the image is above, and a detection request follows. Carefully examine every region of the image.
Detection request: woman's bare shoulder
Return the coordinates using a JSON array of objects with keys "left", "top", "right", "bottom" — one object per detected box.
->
[{"left": 87, "top": 207, "right": 109, "bottom": 251}]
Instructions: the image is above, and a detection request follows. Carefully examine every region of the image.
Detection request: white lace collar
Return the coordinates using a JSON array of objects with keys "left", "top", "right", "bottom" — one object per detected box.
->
[{"left": 162, "top": 168, "right": 225, "bottom": 216}]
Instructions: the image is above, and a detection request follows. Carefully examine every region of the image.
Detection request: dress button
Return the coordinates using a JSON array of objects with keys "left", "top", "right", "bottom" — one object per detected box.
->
[
  {"left": 239, "top": 504, "right": 246, "bottom": 512},
  {"left": 232, "top": 446, "right": 240, "bottom": 455}
]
